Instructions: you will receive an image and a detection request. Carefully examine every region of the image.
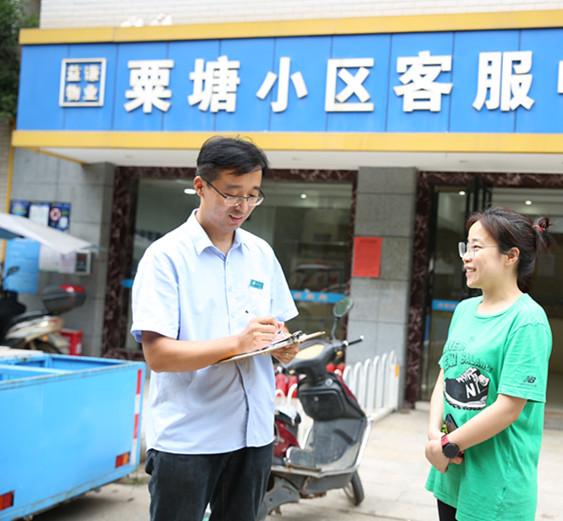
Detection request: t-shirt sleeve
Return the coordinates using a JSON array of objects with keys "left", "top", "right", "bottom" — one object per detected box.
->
[
  {"left": 270, "top": 256, "right": 298, "bottom": 323},
  {"left": 130, "top": 247, "right": 180, "bottom": 343},
  {"left": 497, "top": 322, "right": 551, "bottom": 403}
]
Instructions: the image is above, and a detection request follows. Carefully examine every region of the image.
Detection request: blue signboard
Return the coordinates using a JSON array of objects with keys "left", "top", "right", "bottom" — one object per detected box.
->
[
  {"left": 432, "top": 299, "right": 460, "bottom": 312},
  {"left": 291, "top": 290, "right": 344, "bottom": 304},
  {"left": 16, "top": 28, "right": 563, "bottom": 133},
  {"left": 4, "top": 239, "right": 40, "bottom": 295}
]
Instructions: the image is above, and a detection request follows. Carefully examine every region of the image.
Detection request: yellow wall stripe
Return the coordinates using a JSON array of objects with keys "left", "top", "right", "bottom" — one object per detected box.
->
[
  {"left": 19, "top": 10, "right": 563, "bottom": 45},
  {"left": 28, "top": 147, "right": 85, "bottom": 165},
  {"left": 11, "top": 130, "right": 563, "bottom": 154},
  {"left": 4, "top": 141, "right": 15, "bottom": 213}
]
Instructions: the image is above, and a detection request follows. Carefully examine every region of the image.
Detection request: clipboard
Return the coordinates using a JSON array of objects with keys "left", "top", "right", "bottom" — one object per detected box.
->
[{"left": 215, "top": 330, "right": 325, "bottom": 365}]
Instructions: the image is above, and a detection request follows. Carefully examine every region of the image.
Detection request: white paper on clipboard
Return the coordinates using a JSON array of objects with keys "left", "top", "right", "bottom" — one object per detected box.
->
[{"left": 215, "top": 330, "right": 325, "bottom": 365}]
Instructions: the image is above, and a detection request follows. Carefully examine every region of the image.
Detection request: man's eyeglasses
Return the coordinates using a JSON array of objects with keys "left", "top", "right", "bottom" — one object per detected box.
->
[
  {"left": 458, "top": 242, "right": 498, "bottom": 259},
  {"left": 201, "top": 177, "right": 265, "bottom": 207}
]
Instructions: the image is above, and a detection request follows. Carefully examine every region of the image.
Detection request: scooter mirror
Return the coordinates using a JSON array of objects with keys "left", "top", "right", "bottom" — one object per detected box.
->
[{"left": 333, "top": 297, "right": 353, "bottom": 319}]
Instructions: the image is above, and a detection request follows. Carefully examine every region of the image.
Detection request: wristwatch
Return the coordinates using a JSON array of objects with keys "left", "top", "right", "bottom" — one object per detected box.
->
[{"left": 441, "top": 434, "right": 461, "bottom": 458}]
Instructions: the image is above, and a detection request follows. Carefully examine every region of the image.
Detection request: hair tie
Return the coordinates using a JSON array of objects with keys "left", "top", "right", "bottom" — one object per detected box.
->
[{"left": 533, "top": 223, "right": 546, "bottom": 234}]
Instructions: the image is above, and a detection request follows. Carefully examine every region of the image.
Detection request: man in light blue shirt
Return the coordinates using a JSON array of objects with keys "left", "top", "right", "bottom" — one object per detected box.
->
[{"left": 131, "top": 137, "right": 298, "bottom": 521}]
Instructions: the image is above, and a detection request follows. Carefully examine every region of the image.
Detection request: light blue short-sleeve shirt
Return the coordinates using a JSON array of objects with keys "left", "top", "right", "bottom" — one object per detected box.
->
[{"left": 131, "top": 210, "right": 298, "bottom": 455}]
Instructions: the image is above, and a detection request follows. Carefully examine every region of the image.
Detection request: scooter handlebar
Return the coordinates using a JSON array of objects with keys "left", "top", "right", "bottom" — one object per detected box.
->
[{"left": 343, "top": 336, "right": 364, "bottom": 347}]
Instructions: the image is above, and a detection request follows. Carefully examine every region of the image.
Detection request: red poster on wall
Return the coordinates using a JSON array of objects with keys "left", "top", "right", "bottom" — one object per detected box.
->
[{"left": 352, "top": 236, "right": 383, "bottom": 278}]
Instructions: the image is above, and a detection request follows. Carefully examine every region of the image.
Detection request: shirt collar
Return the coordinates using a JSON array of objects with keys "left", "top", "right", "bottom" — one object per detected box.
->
[{"left": 186, "top": 209, "right": 246, "bottom": 255}]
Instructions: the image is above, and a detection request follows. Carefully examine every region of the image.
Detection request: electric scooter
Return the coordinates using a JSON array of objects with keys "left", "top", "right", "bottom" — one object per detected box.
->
[
  {"left": 258, "top": 298, "right": 369, "bottom": 519},
  {"left": 0, "top": 266, "right": 86, "bottom": 352}
]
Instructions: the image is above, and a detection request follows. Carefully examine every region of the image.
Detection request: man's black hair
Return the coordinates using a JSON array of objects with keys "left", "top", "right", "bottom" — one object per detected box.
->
[{"left": 196, "top": 136, "right": 270, "bottom": 181}]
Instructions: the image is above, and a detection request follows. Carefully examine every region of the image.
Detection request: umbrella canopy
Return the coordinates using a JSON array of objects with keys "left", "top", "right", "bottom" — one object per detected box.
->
[{"left": 0, "top": 213, "right": 93, "bottom": 255}]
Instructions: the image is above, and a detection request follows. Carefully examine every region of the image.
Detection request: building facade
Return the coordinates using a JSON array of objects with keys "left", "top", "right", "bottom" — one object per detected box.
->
[{"left": 10, "top": 1, "right": 563, "bottom": 405}]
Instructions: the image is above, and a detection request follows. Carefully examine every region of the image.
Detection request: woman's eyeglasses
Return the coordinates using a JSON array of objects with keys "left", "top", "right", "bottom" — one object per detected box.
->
[{"left": 458, "top": 242, "right": 498, "bottom": 259}]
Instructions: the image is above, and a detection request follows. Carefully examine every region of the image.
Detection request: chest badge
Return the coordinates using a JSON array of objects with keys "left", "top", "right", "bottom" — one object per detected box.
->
[{"left": 249, "top": 279, "right": 264, "bottom": 289}]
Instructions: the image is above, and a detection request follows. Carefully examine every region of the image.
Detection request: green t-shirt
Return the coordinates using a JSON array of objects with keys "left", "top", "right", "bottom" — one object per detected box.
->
[{"left": 426, "top": 293, "right": 552, "bottom": 521}]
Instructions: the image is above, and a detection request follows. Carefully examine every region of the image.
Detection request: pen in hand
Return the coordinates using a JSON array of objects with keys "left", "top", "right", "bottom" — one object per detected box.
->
[{"left": 245, "top": 310, "right": 284, "bottom": 336}]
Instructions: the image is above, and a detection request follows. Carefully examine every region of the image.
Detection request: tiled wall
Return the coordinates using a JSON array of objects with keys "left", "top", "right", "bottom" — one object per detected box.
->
[
  {"left": 347, "top": 167, "right": 417, "bottom": 374},
  {"left": 11, "top": 149, "right": 115, "bottom": 355}
]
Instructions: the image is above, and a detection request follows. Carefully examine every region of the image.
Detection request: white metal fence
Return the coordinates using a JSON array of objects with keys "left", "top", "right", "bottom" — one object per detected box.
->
[
  {"left": 275, "top": 350, "right": 400, "bottom": 422},
  {"left": 343, "top": 350, "right": 400, "bottom": 420}
]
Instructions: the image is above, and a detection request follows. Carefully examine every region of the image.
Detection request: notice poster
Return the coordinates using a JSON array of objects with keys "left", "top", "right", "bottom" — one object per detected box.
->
[
  {"left": 48, "top": 202, "right": 71, "bottom": 232},
  {"left": 352, "top": 236, "right": 383, "bottom": 278},
  {"left": 10, "top": 200, "right": 71, "bottom": 232},
  {"left": 9, "top": 199, "right": 31, "bottom": 217},
  {"left": 28, "top": 202, "right": 50, "bottom": 226}
]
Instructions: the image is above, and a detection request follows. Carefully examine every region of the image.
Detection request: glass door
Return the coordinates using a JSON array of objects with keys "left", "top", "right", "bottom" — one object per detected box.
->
[
  {"left": 421, "top": 186, "right": 471, "bottom": 398},
  {"left": 491, "top": 188, "right": 563, "bottom": 410}
]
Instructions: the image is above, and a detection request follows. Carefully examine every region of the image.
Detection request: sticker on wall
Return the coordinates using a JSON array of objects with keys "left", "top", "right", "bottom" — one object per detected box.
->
[
  {"left": 352, "top": 236, "right": 383, "bottom": 278},
  {"left": 9, "top": 199, "right": 31, "bottom": 217},
  {"left": 10, "top": 200, "right": 71, "bottom": 232},
  {"left": 48, "top": 202, "right": 71, "bottom": 232}
]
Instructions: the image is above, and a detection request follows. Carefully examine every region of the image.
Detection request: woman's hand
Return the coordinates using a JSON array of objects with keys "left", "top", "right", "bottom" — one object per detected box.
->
[
  {"left": 425, "top": 438, "right": 463, "bottom": 473},
  {"left": 425, "top": 439, "right": 451, "bottom": 473}
]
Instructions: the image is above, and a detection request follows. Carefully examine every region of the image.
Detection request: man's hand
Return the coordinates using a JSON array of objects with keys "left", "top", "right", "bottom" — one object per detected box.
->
[
  {"left": 271, "top": 342, "right": 299, "bottom": 365},
  {"left": 238, "top": 316, "right": 280, "bottom": 354},
  {"left": 271, "top": 324, "right": 299, "bottom": 365}
]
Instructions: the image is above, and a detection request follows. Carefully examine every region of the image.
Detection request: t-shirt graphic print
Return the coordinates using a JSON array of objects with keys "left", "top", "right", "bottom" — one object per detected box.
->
[{"left": 445, "top": 367, "right": 490, "bottom": 410}]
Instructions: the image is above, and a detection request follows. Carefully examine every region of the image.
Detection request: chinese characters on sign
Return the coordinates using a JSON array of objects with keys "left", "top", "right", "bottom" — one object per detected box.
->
[
  {"left": 325, "top": 58, "right": 374, "bottom": 112},
  {"left": 472, "top": 51, "right": 534, "bottom": 111},
  {"left": 124, "top": 60, "right": 174, "bottom": 113},
  {"left": 394, "top": 50, "right": 452, "bottom": 112},
  {"left": 256, "top": 57, "right": 308, "bottom": 113},
  {"left": 59, "top": 58, "right": 106, "bottom": 107},
  {"left": 59, "top": 49, "right": 559, "bottom": 115},
  {"left": 189, "top": 55, "right": 240, "bottom": 112}
]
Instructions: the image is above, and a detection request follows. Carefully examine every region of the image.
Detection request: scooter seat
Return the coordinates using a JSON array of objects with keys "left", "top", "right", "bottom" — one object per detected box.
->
[{"left": 9, "top": 310, "right": 49, "bottom": 326}]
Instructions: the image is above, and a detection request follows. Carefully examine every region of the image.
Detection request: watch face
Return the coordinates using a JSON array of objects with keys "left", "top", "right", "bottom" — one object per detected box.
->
[{"left": 443, "top": 442, "right": 460, "bottom": 459}]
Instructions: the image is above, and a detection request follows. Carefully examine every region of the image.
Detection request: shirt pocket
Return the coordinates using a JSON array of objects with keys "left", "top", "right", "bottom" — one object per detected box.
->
[{"left": 246, "top": 278, "right": 271, "bottom": 316}]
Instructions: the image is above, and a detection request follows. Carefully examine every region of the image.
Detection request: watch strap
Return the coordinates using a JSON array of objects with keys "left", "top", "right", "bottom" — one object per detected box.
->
[{"left": 441, "top": 434, "right": 461, "bottom": 458}]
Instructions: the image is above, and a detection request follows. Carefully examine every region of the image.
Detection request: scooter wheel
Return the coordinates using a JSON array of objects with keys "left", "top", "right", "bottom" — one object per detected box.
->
[{"left": 344, "top": 470, "right": 365, "bottom": 506}]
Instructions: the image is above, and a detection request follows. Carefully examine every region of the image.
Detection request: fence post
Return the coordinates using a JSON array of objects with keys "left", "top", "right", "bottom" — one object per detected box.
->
[{"left": 340, "top": 351, "right": 401, "bottom": 420}]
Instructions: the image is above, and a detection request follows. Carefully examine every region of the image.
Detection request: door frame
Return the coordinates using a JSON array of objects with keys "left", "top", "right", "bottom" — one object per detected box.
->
[{"left": 405, "top": 171, "right": 563, "bottom": 405}]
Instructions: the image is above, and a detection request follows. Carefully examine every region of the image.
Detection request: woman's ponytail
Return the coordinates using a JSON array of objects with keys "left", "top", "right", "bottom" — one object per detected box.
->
[{"left": 532, "top": 216, "right": 553, "bottom": 253}]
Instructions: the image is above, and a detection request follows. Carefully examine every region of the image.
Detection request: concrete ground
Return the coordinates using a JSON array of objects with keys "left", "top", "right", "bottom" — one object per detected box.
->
[{"left": 34, "top": 407, "right": 563, "bottom": 521}]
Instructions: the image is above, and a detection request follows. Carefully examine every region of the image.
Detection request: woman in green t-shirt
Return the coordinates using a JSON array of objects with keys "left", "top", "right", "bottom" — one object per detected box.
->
[{"left": 425, "top": 207, "right": 553, "bottom": 521}]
